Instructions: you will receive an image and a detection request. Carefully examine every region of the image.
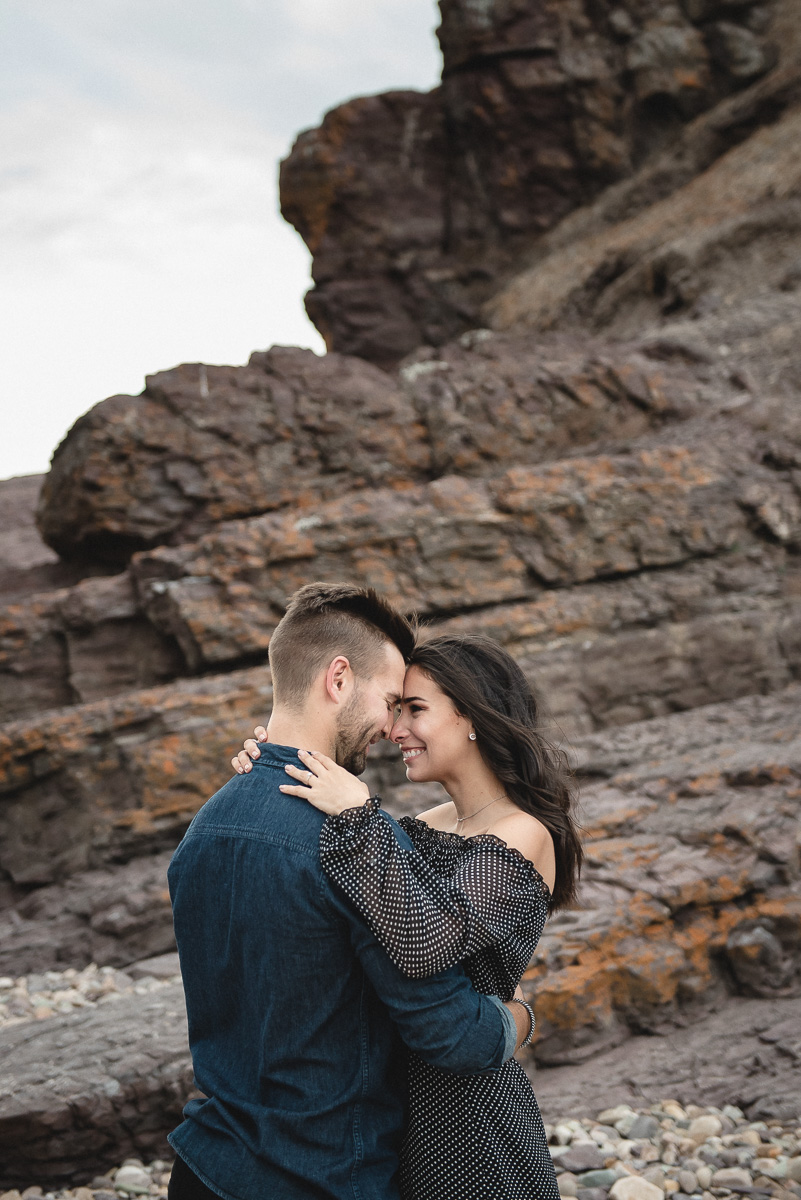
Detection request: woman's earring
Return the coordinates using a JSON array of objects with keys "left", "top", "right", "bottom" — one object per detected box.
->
[{"left": 468, "top": 732, "right": 477, "bottom": 741}]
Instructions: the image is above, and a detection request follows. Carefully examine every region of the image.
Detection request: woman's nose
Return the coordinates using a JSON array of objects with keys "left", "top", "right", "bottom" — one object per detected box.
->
[{"left": 390, "top": 717, "right": 407, "bottom": 743}]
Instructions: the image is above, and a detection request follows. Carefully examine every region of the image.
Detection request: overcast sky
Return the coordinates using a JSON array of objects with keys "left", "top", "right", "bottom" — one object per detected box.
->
[{"left": 1, "top": 0, "right": 441, "bottom": 481}]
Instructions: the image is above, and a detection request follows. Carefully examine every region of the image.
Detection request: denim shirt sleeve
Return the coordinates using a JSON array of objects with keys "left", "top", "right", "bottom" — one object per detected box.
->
[{"left": 487, "top": 994, "right": 518, "bottom": 1061}]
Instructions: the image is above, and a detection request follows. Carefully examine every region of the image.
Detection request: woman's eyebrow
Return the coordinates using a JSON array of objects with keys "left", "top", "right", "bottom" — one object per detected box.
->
[{"left": 401, "top": 696, "right": 427, "bottom": 704}]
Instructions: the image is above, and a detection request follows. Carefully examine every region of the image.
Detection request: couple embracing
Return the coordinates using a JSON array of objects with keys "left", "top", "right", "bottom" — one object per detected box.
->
[{"left": 167, "top": 582, "right": 582, "bottom": 1200}]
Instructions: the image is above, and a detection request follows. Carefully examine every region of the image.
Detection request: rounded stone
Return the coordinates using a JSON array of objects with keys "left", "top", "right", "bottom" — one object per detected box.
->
[
  {"left": 113, "top": 1165, "right": 152, "bottom": 1192},
  {"left": 609, "top": 1177, "right": 665, "bottom": 1200},
  {"left": 630, "top": 1117, "right": 663, "bottom": 1141},
  {"left": 559, "top": 1144, "right": 608, "bottom": 1173},
  {"left": 689, "top": 1116, "right": 723, "bottom": 1143},
  {"left": 578, "top": 1170, "right": 623, "bottom": 1189},
  {"left": 753, "top": 1158, "right": 787, "bottom": 1179},
  {"left": 662, "top": 1103, "right": 688, "bottom": 1121},
  {"left": 560, "top": 1175, "right": 579, "bottom": 1198},
  {"left": 710, "top": 1167, "right": 753, "bottom": 1189}
]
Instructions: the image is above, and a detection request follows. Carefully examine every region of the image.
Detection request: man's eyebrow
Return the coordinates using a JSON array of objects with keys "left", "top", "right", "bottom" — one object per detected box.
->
[{"left": 386, "top": 692, "right": 403, "bottom": 705}]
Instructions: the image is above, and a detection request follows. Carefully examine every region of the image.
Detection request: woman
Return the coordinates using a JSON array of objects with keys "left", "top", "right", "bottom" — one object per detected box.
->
[{"left": 232, "top": 634, "right": 582, "bottom": 1200}]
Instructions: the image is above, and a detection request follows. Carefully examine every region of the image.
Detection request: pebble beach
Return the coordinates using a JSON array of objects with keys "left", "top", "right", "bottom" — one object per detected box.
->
[
  {"left": 3, "top": 966, "right": 800, "bottom": 1198},
  {"left": 2, "top": 1092, "right": 798, "bottom": 1199}
]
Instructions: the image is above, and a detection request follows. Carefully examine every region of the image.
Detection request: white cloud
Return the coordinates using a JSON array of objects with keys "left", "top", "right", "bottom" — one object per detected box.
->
[{"left": 0, "top": 0, "right": 441, "bottom": 480}]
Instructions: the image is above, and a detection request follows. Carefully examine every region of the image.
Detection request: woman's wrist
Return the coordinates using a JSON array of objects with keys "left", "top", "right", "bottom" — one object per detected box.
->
[{"left": 509, "top": 997, "right": 535, "bottom": 1048}]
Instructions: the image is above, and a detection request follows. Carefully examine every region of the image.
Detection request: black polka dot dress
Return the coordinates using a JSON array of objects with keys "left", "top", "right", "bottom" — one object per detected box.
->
[{"left": 320, "top": 798, "right": 559, "bottom": 1200}]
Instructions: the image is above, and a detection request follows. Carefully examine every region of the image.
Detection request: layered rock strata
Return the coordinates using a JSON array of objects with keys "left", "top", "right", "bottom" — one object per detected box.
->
[{"left": 279, "top": 0, "right": 784, "bottom": 361}]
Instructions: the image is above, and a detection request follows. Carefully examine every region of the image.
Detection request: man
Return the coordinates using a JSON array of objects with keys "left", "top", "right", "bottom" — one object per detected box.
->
[{"left": 168, "top": 583, "right": 529, "bottom": 1200}]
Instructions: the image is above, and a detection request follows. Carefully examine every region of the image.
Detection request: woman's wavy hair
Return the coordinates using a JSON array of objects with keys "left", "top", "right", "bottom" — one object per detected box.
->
[{"left": 408, "top": 634, "right": 582, "bottom": 911}]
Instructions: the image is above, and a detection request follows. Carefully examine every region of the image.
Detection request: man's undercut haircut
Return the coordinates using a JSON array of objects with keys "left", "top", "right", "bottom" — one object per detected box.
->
[{"left": 268, "top": 583, "right": 416, "bottom": 707}]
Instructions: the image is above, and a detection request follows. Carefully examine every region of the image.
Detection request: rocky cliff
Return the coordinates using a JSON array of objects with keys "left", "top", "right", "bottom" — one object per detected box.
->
[{"left": 2, "top": 0, "right": 800, "bottom": 1187}]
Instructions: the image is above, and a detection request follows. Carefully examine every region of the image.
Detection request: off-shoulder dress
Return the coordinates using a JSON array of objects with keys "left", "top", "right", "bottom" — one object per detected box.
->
[{"left": 319, "top": 797, "right": 559, "bottom": 1200}]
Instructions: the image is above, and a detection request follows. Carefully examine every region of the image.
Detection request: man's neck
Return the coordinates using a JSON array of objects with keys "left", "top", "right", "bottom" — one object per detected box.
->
[{"left": 266, "top": 707, "right": 335, "bottom": 758}]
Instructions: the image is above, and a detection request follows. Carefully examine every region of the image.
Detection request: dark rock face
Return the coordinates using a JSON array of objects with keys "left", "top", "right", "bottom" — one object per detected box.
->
[
  {"left": 0, "top": 853, "right": 175, "bottom": 977},
  {"left": 0, "top": 666, "right": 272, "bottom": 891},
  {"left": 280, "top": 0, "right": 780, "bottom": 363},
  {"left": 36, "top": 348, "right": 430, "bottom": 561},
  {"left": 0, "top": 982, "right": 192, "bottom": 1186},
  {"left": 35, "top": 333, "right": 715, "bottom": 562},
  {"left": 531, "top": 996, "right": 801, "bottom": 1122},
  {"left": 521, "top": 684, "right": 801, "bottom": 1065}
]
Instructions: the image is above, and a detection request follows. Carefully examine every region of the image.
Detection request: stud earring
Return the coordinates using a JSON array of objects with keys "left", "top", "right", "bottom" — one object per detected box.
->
[{"left": 469, "top": 732, "right": 476, "bottom": 741}]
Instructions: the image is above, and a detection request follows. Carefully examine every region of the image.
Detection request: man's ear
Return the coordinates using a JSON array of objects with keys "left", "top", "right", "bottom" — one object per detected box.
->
[{"left": 325, "top": 656, "right": 354, "bottom": 705}]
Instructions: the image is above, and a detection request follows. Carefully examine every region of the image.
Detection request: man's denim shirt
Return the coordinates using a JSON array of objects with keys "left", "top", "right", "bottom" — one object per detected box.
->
[{"left": 168, "top": 743, "right": 516, "bottom": 1200}]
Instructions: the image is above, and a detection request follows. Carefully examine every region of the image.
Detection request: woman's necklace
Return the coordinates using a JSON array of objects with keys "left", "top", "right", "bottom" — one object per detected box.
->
[{"left": 453, "top": 792, "right": 506, "bottom": 830}]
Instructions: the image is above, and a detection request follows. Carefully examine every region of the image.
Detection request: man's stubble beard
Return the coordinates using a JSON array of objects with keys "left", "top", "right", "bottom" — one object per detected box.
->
[{"left": 333, "top": 688, "right": 375, "bottom": 776}]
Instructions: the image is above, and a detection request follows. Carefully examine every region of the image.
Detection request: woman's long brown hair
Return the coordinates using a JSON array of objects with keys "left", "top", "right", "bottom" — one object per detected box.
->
[{"left": 409, "top": 634, "right": 582, "bottom": 911}]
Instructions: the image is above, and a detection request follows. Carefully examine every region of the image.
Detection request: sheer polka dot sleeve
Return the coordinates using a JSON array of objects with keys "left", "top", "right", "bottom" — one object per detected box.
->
[{"left": 319, "top": 799, "right": 550, "bottom": 980}]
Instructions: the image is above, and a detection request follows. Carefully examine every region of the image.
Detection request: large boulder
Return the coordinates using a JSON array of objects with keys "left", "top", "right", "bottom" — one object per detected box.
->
[
  {"left": 36, "top": 347, "right": 429, "bottom": 562},
  {"left": 0, "top": 981, "right": 191, "bottom": 1187},
  {"left": 280, "top": 0, "right": 781, "bottom": 361},
  {"left": 34, "top": 332, "right": 717, "bottom": 563}
]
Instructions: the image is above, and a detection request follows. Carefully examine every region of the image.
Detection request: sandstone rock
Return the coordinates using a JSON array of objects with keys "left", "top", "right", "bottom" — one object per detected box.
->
[
  {"left": 34, "top": 330, "right": 730, "bottom": 565},
  {"left": 0, "top": 666, "right": 272, "bottom": 889},
  {"left": 538, "top": 988, "right": 801, "bottom": 1115},
  {"left": 521, "top": 683, "right": 801, "bottom": 1062},
  {"left": 0, "top": 571, "right": 185, "bottom": 723},
  {"left": 487, "top": 72, "right": 801, "bottom": 349},
  {"left": 0, "top": 476, "right": 95, "bottom": 604},
  {"left": 0, "top": 853, "right": 174, "bottom": 977},
  {"left": 127, "top": 437, "right": 773, "bottom": 673},
  {"left": 128, "top": 953, "right": 180, "bottom": 982},
  {"left": 36, "top": 348, "right": 430, "bottom": 561}
]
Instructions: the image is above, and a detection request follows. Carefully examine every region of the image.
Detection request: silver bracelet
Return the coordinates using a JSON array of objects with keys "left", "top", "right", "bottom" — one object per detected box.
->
[{"left": 510, "top": 997, "right": 535, "bottom": 1047}]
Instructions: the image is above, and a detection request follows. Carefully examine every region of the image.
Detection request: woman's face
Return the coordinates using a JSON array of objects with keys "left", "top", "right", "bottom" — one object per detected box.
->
[{"left": 390, "top": 664, "right": 472, "bottom": 785}]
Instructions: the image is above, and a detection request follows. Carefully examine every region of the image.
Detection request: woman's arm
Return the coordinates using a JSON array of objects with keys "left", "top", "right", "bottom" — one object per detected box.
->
[{"left": 279, "top": 753, "right": 549, "bottom": 981}]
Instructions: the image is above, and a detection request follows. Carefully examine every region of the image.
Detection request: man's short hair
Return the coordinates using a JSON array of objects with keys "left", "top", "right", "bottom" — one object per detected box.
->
[{"left": 268, "top": 583, "right": 416, "bottom": 707}]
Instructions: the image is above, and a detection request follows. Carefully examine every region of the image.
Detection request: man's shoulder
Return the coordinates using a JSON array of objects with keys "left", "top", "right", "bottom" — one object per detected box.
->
[{"left": 184, "top": 765, "right": 326, "bottom": 851}]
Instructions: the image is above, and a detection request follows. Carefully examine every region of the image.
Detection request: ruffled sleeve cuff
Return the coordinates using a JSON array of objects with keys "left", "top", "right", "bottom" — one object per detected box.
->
[{"left": 319, "top": 794, "right": 383, "bottom": 856}]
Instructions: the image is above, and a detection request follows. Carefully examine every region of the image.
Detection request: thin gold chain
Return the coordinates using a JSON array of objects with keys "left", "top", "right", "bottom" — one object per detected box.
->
[{"left": 453, "top": 792, "right": 507, "bottom": 828}]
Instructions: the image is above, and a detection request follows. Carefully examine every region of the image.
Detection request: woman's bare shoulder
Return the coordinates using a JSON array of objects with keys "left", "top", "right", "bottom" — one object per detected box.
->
[
  {"left": 414, "top": 800, "right": 456, "bottom": 829},
  {"left": 488, "top": 811, "right": 556, "bottom": 886}
]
